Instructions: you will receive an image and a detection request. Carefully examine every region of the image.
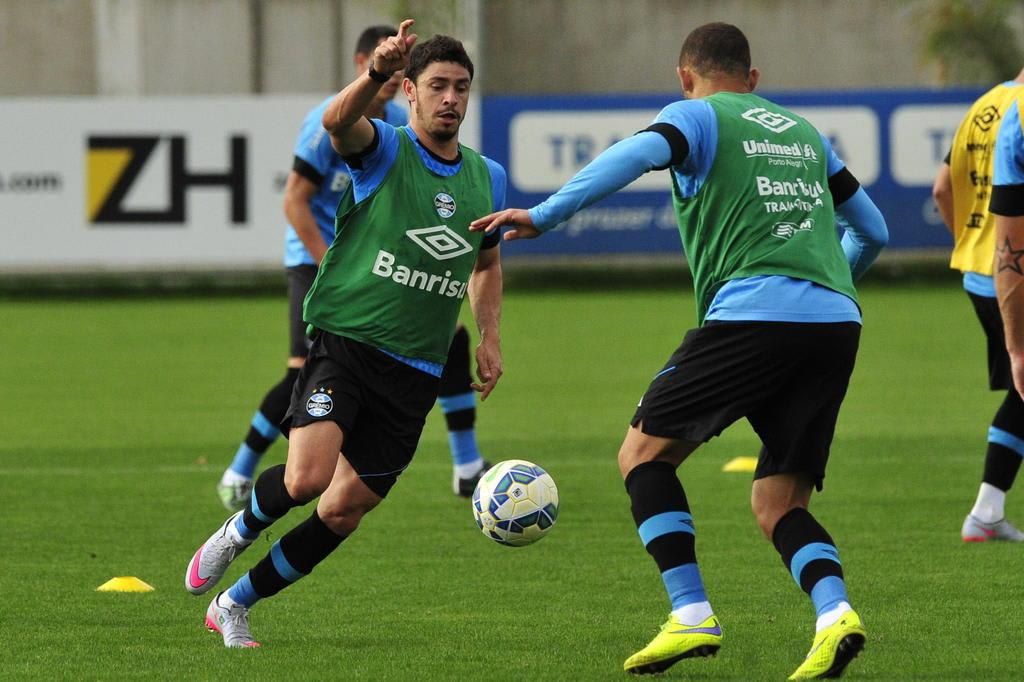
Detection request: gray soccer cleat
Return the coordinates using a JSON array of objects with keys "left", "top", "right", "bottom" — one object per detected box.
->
[
  {"left": 205, "top": 592, "right": 260, "bottom": 648},
  {"left": 962, "top": 514, "right": 1024, "bottom": 542},
  {"left": 217, "top": 475, "right": 253, "bottom": 512},
  {"left": 185, "top": 511, "right": 252, "bottom": 595}
]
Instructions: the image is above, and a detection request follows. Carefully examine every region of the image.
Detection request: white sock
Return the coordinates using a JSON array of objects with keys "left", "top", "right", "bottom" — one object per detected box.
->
[
  {"left": 815, "top": 601, "right": 852, "bottom": 632},
  {"left": 455, "top": 458, "right": 485, "bottom": 479},
  {"left": 971, "top": 482, "right": 1006, "bottom": 524},
  {"left": 218, "top": 591, "right": 241, "bottom": 609},
  {"left": 220, "top": 469, "right": 251, "bottom": 486},
  {"left": 672, "top": 600, "right": 714, "bottom": 625}
]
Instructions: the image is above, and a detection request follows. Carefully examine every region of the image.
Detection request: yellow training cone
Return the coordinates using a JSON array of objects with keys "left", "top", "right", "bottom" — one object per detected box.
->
[
  {"left": 721, "top": 456, "right": 758, "bottom": 473},
  {"left": 97, "top": 576, "right": 155, "bottom": 593}
]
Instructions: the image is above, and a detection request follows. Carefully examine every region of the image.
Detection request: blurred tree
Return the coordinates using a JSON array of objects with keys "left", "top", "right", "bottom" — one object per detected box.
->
[{"left": 919, "top": 0, "right": 1024, "bottom": 85}]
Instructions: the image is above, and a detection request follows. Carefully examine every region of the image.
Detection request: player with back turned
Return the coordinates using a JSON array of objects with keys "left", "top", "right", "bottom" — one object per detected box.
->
[
  {"left": 471, "top": 23, "right": 888, "bottom": 679},
  {"left": 933, "top": 68, "right": 1024, "bottom": 542},
  {"left": 215, "top": 25, "right": 491, "bottom": 511},
  {"left": 183, "top": 19, "right": 508, "bottom": 648},
  {"left": 991, "top": 86, "right": 1024, "bottom": 399}
]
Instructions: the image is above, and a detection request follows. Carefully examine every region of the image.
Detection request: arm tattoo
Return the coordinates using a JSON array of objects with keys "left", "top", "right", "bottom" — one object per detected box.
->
[{"left": 997, "top": 237, "right": 1024, "bottom": 275}]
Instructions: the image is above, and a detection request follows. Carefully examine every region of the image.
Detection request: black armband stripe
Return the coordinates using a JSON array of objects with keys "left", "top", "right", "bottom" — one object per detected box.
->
[
  {"left": 990, "top": 184, "right": 1024, "bottom": 217},
  {"left": 481, "top": 229, "right": 500, "bottom": 250},
  {"left": 640, "top": 123, "right": 689, "bottom": 170},
  {"left": 828, "top": 167, "right": 860, "bottom": 207},
  {"left": 340, "top": 117, "right": 380, "bottom": 170},
  {"left": 292, "top": 157, "right": 325, "bottom": 186}
]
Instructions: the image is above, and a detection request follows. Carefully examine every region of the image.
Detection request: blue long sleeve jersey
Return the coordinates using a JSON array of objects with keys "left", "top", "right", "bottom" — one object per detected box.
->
[
  {"left": 527, "top": 99, "right": 889, "bottom": 324},
  {"left": 284, "top": 98, "right": 409, "bottom": 267}
]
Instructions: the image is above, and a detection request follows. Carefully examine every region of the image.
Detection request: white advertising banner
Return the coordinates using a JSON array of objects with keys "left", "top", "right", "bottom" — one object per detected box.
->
[
  {"left": 0, "top": 95, "right": 480, "bottom": 270},
  {"left": 508, "top": 106, "right": 881, "bottom": 194},
  {"left": 889, "top": 104, "right": 967, "bottom": 186}
]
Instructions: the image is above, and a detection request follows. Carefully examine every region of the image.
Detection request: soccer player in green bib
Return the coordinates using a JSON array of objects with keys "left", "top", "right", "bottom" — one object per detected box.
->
[
  {"left": 183, "top": 20, "right": 508, "bottom": 648},
  {"left": 472, "top": 23, "right": 888, "bottom": 680}
]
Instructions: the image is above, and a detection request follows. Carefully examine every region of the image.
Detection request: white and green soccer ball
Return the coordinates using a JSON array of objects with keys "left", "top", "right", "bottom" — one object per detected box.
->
[{"left": 472, "top": 459, "right": 559, "bottom": 547}]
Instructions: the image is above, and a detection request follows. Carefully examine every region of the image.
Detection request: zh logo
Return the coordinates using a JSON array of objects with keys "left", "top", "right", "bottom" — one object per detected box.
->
[
  {"left": 742, "top": 108, "right": 798, "bottom": 134},
  {"left": 972, "top": 105, "right": 1000, "bottom": 133},
  {"left": 771, "top": 219, "right": 815, "bottom": 239},
  {"left": 86, "top": 135, "right": 247, "bottom": 224},
  {"left": 406, "top": 225, "right": 473, "bottom": 260}
]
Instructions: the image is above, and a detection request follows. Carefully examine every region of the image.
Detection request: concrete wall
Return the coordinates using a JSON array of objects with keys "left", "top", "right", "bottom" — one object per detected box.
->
[
  {"left": 139, "top": 0, "right": 253, "bottom": 94},
  {"left": 1, "top": 0, "right": 1015, "bottom": 97},
  {"left": 0, "top": 0, "right": 96, "bottom": 95},
  {"left": 482, "top": 0, "right": 936, "bottom": 94}
]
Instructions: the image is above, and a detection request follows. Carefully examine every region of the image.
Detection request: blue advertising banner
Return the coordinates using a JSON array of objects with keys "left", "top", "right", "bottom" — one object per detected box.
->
[{"left": 481, "top": 89, "right": 985, "bottom": 256}]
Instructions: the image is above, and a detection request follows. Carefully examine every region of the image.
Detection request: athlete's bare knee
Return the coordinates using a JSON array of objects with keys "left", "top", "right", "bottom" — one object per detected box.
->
[
  {"left": 284, "top": 465, "right": 330, "bottom": 503},
  {"left": 751, "top": 496, "right": 803, "bottom": 539},
  {"left": 317, "top": 496, "right": 375, "bottom": 535},
  {"left": 751, "top": 474, "right": 813, "bottom": 539},
  {"left": 618, "top": 425, "right": 696, "bottom": 479}
]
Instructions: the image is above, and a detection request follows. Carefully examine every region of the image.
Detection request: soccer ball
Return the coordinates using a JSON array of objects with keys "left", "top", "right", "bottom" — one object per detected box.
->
[{"left": 472, "top": 459, "right": 559, "bottom": 547}]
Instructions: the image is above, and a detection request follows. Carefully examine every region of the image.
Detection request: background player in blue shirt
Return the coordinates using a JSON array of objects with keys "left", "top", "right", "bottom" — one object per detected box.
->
[{"left": 217, "top": 26, "right": 490, "bottom": 510}]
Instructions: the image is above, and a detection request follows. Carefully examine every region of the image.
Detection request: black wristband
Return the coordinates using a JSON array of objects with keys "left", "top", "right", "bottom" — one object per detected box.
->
[{"left": 367, "top": 63, "right": 391, "bottom": 84}]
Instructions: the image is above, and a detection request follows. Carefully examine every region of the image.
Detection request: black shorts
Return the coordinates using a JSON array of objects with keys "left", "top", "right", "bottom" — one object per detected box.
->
[
  {"left": 287, "top": 265, "right": 317, "bottom": 358},
  {"left": 967, "top": 292, "right": 1013, "bottom": 391},
  {"left": 281, "top": 331, "right": 439, "bottom": 498},
  {"left": 631, "top": 321, "right": 861, "bottom": 491}
]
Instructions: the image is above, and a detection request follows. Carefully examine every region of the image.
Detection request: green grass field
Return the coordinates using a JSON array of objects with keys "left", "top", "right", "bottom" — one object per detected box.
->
[{"left": 3, "top": 284, "right": 1023, "bottom": 680}]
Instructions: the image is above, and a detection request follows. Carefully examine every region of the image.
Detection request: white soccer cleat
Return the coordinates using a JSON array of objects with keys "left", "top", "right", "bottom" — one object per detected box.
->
[
  {"left": 205, "top": 592, "right": 260, "bottom": 648},
  {"left": 185, "top": 511, "right": 252, "bottom": 595},
  {"left": 962, "top": 514, "right": 1024, "bottom": 542},
  {"left": 217, "top": 473, "right": 254, "bottom": 512}
]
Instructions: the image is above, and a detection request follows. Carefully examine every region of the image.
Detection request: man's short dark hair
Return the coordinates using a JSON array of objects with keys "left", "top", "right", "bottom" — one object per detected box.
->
[
  {"left": 405, "top": 35, "right": 474, "bottom": 83},
  {"left": 679, "top": 22, "right": 751, "bottom": 78},
  {"left": 355, "top": 25, "right": 397, "bottom": 56}
]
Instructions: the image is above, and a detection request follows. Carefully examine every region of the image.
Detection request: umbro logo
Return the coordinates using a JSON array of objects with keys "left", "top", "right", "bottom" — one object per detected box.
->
[
  {"left": 972, "top": 105, "right": 1000, "bottom": 132},
  {"left": 741, "top": 107, "right": 798, "bottom": 134},
  {"left": 406, "top": 225, "right": 473, "bottom": 261}
]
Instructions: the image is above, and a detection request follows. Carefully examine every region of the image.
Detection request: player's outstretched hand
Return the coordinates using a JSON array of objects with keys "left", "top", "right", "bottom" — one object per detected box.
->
[
  {"left": 372, "top": 18, "right": 418, "bottom": 76},
  {"left": 471, "top": 336, "right": 503, "bottom": 401},
  {"left": 469, "top": 208, "right": 542, "bottom": 241}
]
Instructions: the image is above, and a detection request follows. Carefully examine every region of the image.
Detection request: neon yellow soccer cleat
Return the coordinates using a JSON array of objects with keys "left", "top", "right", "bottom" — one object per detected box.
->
[
  {"left": 788, "top": 609, "right": 866, "bottom": 680},
  {"left": 623, "top": 614, "right": 722, "bottom": 675}
]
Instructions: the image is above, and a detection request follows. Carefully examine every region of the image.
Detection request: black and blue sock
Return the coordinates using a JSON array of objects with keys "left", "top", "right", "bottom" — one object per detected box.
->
[
  {"left": 227, "top": 368, "right": 299, "bottom": 478},
  {"left": 625, "top": 461, "right": 712, "bottom": 623},
  {"left": 233, "top": 464, "right": 303, "bottom": 541},
  {"left": 439, "top": 326, "right": 482, "bottom": 475},
  {"left": 227, "top": 509, "right": 346, "bottom": 607},
  {"left": 772, "top": 507, "right": 850, "bottom": 629},
  {"left": 983, "top": 390, "right": 1024, "bottom": 492}
]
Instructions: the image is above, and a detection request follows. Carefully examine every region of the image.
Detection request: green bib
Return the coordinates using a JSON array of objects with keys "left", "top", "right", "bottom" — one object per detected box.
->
[
  {"left": 673, "top": 92, "right": 858, "bottom": 324},
  {"left": 303, "top": 129, "right": 494, "bottom": 364}
]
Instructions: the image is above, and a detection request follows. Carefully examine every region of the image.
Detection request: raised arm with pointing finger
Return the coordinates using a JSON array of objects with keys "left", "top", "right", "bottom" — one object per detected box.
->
[{"left": 322, "top": 19, "right": 418, "bottom": 156}]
